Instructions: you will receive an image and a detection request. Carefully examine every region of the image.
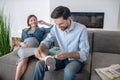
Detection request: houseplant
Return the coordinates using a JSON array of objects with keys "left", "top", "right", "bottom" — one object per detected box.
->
[{"left": 0, "top": 12, "right": 13, "bottom": 56}]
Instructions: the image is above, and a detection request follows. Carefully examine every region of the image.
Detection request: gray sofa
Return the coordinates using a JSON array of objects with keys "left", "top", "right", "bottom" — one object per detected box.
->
[{"left": 0, "top": 30, "right": 120, "bottom": 80}]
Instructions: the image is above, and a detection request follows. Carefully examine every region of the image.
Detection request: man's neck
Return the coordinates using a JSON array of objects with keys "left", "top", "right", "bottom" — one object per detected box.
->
[{"left": 65, "top": 20, "right": 71, "bottom": 32}]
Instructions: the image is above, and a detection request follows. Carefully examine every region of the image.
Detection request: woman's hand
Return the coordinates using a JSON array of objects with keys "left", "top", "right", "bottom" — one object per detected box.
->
[
  {"left": 19, "top": 42, "right": 27, "bottom": 48},
  {"left": 38, "top": 20, "right": 46, "bottom": 25},
  {"left": 38, "top": 20, "right": 52, "bottom": 27}
]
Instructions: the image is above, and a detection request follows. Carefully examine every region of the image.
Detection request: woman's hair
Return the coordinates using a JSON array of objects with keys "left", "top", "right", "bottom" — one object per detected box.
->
[
  {"left": 51, "top": 6, "right": 71, "bottom": 20},
  {"left": 27, "top": 14, "right": 37, "bottom": 26}
]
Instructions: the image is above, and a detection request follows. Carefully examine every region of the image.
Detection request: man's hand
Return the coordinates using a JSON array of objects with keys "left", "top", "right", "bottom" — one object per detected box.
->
[
  {"left": 54, "top": 52, "right": 68, "bottom": 60},
  {"left": 34, "top": 48, "right": 41, "bottom": 59},
  {"left": 34, "top": 48, "right": 46, "bottom": 60},
  {"left": 34, "top": 43, "right": 48, "bottom": 60}
]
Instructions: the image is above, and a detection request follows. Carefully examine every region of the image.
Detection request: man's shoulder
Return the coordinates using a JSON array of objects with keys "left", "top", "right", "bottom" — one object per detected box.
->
[
  {"left": 50, "top": 25, "right": 58, "bottom": 31},
  {"left": 73, "top": 21, "right": 86, "bottom": 30}
]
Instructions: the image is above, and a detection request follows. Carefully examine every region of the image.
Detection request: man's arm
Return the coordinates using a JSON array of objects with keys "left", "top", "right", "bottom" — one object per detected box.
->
[
  {"left": 38, "top": 43, "right": 46, "bottom": 53},
  {"left": 78, "top": 26, "right": 89, "bottom": 61},
  {"left": 34, "top": 43, "right": 47, "bottom": 60},
  {"left": 55, "top": 52, "right": 80, "bottom": 60},
  {"left": 34, "top": 26, "right": 56, "bottom": 60},
  {"left": 41, "top": 26, "right": 56, "bottom": 48},
  {"left": 55, "top": 26, "right": 89, "bottom": 61}
]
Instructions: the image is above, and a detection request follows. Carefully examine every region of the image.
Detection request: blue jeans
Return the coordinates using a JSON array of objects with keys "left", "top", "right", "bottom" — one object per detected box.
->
[{"left": 33, "top": 59, "right": 84, "bottom": 80}]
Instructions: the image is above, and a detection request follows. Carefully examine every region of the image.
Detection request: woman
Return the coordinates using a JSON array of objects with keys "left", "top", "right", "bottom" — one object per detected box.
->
[{"left": 15, "top": 14, "right": 52, "bottom": 80}]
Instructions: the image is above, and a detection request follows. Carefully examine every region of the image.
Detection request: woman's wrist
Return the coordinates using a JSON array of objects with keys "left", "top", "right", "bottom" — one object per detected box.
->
[{"left": 44, "top": 22, "right": 52, "bottom": 27}]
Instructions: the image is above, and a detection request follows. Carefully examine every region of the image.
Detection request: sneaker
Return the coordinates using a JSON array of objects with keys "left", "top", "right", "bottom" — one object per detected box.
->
[{"left": 44, "top": 56, "right": 56, "bottom": 71}]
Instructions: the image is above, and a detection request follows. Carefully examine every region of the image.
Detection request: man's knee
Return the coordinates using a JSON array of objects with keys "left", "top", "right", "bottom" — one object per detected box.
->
[
  {"left": 64, "top": 66, "right": 73, "bottom": 74},
  {"left": 64, "top": 60, "right": 82, "bottom": 74}
]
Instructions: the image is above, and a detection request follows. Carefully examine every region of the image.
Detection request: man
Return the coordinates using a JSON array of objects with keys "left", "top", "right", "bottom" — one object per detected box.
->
[{"left": 33, "top": 6, "right": 89, "bottom": 80}]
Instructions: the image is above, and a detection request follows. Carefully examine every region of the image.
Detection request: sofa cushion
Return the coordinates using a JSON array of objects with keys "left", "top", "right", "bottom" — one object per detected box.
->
[
  {"left": 87, "top": 31, "right": 94, "bottom": 53},
  {"left": 91, "top": 52, "right": 120, "bottom": 80},
  {"left": 0, "top": 49, "right": 18, "bottom": 65},
  {"left": 0, "top": 49, "right": 91, "bottom": 80},
  {"left": 93, "top": 31, "right": 120, "bottom": 53},
  {"left": 0, "top": 49, "right": 38, "bottom": 80},
  {"left": 44, "top": 68, "right": 90, "bottom": 80},
  {"left": 0, "top": 49, "right": 19, "bottom": 80}
]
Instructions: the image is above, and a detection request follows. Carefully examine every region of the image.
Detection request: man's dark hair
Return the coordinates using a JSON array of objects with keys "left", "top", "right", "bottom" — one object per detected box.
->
[{"left": 51, "top": 6, "right": 71, "bottom": 20}]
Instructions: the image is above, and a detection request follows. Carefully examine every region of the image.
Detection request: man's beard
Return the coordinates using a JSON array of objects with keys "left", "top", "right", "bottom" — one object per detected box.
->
[{"left": 61, "top": 26, "right": 68, "bottom": 31}]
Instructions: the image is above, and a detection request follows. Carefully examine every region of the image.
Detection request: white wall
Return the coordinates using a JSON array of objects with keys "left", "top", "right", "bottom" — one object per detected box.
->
[
  {"left": 50, "top": 0, "right": 120, "bottom": 31},
  {"left": 0, "top": 0, "right": 50, "bottom": 37},
  {"left": 118, "top": 5, "right": 120, "bottom": 31},
  {"left": 0, "top": 0, "right": 120, "bottom": 37}
]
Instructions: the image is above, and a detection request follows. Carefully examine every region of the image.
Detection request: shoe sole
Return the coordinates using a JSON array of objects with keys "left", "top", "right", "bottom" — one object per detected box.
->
[{"left": 45, "top": 56, "right": 56, "bottom": 71}]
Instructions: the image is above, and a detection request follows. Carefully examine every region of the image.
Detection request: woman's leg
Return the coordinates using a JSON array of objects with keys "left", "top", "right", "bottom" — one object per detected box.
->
[{"left": 15, "top": 58, "right": 29, "bottom": 80}]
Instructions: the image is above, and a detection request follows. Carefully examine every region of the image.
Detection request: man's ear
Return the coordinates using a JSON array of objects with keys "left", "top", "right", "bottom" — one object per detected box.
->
[{"left": 68, "top": 17, "right": 71, "bottom": 20}]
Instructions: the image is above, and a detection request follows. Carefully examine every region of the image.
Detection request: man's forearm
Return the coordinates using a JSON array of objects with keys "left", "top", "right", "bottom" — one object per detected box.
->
[
  {"left": 67, "top": 52, "right": 80, "bottom": 59},
  {"left": 38, "top": 43, "right": 46, "bottom": 53},
  {"left": 55, "top": 52, "right": 80, "bottom": 60}
]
